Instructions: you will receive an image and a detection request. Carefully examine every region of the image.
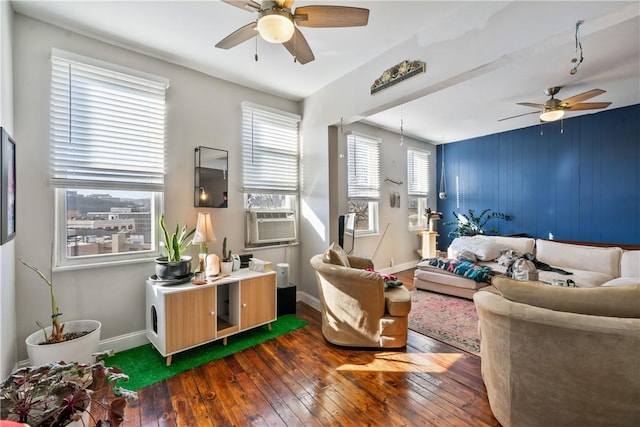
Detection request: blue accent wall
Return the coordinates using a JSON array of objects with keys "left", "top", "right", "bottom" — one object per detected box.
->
[{"left": 437, "top": 104, "right": 640, "bottom": 249}]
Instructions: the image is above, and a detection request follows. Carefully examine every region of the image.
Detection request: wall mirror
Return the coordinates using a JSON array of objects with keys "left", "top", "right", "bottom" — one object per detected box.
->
[{"left": 194, "top": 146, "right": 228, "bottom": 208}]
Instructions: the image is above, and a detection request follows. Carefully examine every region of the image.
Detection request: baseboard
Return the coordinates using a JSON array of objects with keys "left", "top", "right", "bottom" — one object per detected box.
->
[
  {"left": 98, "top": 330, "right": 150, "bottom": 354},
  {"left": 297, "top": 290, "right": 321, "bottom": 312}
]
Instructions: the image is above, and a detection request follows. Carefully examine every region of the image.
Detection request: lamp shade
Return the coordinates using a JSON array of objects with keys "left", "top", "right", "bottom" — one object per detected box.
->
[
  {"left": 539, "top": 109, "right": 565, "bottom": 122},
  {"left": 257, "top": 11, "right": 295, "bottom": 43},
  {"left": 193, "top": 212, "right": 217, "bottom": 244}
]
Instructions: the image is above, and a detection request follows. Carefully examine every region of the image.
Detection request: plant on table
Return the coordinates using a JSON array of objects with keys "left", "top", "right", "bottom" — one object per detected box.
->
[
  {"left": 0, "top": 352, "right": 138, "bottom": 426},
  {"left": 221, "top": 237, "right": 232, "bottom": 263},
  {"left": 159, "top": 214, "right": 196, "bottom": 262},
  {"left": 444, "top": 208, "right": 512, "bottom": 238}
]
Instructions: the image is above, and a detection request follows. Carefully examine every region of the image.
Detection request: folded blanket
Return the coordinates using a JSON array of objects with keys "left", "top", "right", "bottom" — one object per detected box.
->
[{"left": 426, "top": 258, "right": 493, "bottom": 283}]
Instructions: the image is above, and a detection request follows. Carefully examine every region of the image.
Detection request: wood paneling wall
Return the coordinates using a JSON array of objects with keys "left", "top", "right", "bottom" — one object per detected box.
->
[{"left": 437, "top": 104, "right": 640, "bottom": 249}]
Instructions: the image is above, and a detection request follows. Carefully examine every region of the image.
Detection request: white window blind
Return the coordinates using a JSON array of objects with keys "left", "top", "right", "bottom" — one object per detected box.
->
[
  {"left": 347, "top": 133, "right": 381, "bottom": 199},
  {"left": 50, "top": 51, "right": 168, "bottom": 191},
  {"left": 241, "top": 102, "right": 300, "bottom": 193},
  {"left": 407, "top": 148, "right": 431, "bottom": 196}
]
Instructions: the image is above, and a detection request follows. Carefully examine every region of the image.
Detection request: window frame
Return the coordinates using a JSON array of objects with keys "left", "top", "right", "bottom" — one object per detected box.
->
[
  {"left": 406, "top": 148, "right": 431, "bottom": 231},
  {"left": 49, "top": 49, "right": 168, "bottom": 269},
  {"left": 241, "top": 102, "right": 301, "bottom": 247},
  {"left": 346, "top": 200, "right": 379, "bottom": 236},
  {"left": 407, "top": 196, "right": 429, "bottom": 231},
  {"left": 346, "top": 132, "right": 381, "bottom": 236},
  {"left": 54, "top": 189, "right": 163, "bottom": 270}
]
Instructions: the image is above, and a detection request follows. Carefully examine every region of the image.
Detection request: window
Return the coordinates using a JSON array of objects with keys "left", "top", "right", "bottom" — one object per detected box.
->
[
  {"left": 347, "top": 133, "right": 380, "bottom": 235},
  {"left": 50, "top": 49, "right": 168, "bottom": 268},
  {"left": 407, "top": 148, "right": 431, "bottom": 230},
  {"left": 241, "top": 102, "right": 300, "bottom": 246}
]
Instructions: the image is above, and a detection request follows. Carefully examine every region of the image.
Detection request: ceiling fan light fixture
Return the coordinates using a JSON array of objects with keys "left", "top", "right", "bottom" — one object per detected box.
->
[
  {"left": 257, "top": 10, "right": 295, "bottom": 43},
  {"left": 540, "top": 109, "right": 565, "bottom": 122}
]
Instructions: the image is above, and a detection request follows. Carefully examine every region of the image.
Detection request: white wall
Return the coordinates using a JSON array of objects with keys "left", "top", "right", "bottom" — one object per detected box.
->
[
  {"left": 0, "top": 0, "right": 16, "bottom": 379},
  {"left": 12, "top": 15, "right": 299, "bottom": 361}
]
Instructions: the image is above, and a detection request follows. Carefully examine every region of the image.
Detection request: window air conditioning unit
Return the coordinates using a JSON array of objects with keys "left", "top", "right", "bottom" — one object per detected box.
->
[{"left": 247, "top": 210, "right": 296, "bottom": 244}]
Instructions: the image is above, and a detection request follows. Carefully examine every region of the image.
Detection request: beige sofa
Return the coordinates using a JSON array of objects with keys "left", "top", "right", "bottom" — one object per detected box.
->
[
  {"left": 310, "top": 247, "right": 411, "bottom": 348},
  {"left": 474, "top": 277, "right": 640, "bottom": 426},
  {"left": 414, "top": 235, "right": 640, "bottom": 298}
]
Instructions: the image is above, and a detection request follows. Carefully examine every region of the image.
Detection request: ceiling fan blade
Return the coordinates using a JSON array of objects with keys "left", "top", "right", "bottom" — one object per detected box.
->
[
  {"left": 221, "top": 0, "right": 261, "bottom": 12},
  {"left": 498, "top": 111, "right": 540, "bottom": 122},
  {"left": 564, "top": 102, "right": 612, "bottom": 111},
  {"left": 516, "top": 102, "right": 546, "bottom": 109},
  {"left": 560, "top": 89, "right": 606, "bottom": 106},
  {"left": 215, "top": 22, "right": 258, "bottom": 49},
  {"left": 282, "top": 27, "right": 315, "bottom": 64},
  {"left": 294, "top": 6, "right": 369, "bottom": 27}
]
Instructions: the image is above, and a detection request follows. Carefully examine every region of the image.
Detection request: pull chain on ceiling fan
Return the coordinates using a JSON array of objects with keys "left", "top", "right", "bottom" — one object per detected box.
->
[{"left": 215, "top": 0, "right": 370, "bottom": 64}]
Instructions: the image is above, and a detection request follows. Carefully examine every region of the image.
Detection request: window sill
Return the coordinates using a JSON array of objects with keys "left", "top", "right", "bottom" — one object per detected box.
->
[
  {"left": 346, "top": 232, "right": 381, "bottom": 239},
  {"left": 242, "top": 242, "right": 299, "bottom": 252},
  {"left": 53, "top": 255, "right": 157, "bottom": 272}
]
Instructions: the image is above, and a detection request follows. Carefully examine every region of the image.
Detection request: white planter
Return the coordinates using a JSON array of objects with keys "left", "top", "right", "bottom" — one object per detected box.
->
[
  {"left": 220, "top": 261, "right": 233, "bottom": 275},
  {"left": 26, "top": 319, "right": 101, "bottom": 366}
]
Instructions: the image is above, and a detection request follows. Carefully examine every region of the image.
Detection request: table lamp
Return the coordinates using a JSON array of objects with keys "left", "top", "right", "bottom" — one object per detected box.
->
[{"left": 192, "top": 212, "right": 217, "bottom": 277}]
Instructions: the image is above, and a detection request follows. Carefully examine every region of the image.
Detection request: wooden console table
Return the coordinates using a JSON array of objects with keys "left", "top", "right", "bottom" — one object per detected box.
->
[{"left": 145, "top": 269, "right": 276, "bottom": 366}]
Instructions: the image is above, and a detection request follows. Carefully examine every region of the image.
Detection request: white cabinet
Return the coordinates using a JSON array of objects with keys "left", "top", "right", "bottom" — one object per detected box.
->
[{"left": 146, "top": 269, "right": 276, "bottom": 365}]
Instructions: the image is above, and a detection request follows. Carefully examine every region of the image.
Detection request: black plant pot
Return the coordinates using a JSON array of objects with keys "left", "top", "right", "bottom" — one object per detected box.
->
[{"left": 155, "top": 256, "right": 192, "bottom": 279}]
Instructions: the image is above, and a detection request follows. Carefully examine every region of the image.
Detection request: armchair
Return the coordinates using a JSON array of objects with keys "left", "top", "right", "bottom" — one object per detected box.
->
[
  {"left": 474, "top": 278, "right": 640, "bottom": 426},
  {"left": 310, "top": 250, "right": 411, "bottom": 348}
]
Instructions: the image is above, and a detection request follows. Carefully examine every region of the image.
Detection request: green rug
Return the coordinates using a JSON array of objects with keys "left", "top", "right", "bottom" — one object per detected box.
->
[{"left": 105, "top": 314, "right": 307, "bottom": 390}]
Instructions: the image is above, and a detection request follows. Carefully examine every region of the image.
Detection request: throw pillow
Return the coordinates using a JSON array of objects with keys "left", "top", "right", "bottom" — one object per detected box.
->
[
  {"left": 324, "top": 242, "right": 351, "bottom": 267},
  {"left": 492, "top": 277, "right": 640, "bottom": 318},
  {"left": 450, "top": 236, "right": 506, "bottom": 261}
]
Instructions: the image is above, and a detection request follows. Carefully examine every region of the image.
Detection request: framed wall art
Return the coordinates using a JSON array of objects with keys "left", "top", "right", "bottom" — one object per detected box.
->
[{"left": 1, "top": 127, "right": 16, "bottom": 244}]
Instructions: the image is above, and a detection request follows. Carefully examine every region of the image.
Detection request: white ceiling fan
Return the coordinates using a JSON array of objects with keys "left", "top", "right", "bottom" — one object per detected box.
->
[{"left": 215, "top": 0, "right": 370, "bottom": 64}]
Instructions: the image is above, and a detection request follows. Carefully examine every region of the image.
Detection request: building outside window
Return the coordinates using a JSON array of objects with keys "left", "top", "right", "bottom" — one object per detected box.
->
[
  {"left": 241, "top": 102, "right": 300, "bottom": 246},
  {"left": 347, "top": 133, "right": 380, "bottom": 235},
  {"left": 407, "top": 147, "right": 431, "bottom": 230},
  {"left": 50, "top": 49, "right": 168, "bottom": 268}
]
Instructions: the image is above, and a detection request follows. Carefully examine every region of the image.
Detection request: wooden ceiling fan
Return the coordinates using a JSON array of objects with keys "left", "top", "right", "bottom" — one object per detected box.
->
[
  {"left": 215, "top": 0, "right": 369, "bottom": 64},
  {"left": 499, "top": 87, "right": 612, "bottom": 122}
]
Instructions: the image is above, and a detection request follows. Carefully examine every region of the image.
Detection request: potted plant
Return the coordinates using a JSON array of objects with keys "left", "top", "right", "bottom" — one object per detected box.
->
[
  {"left": 219, "top": 237, "right": 233, "bottom": 275},
  {"left": 0, "top": 352, "right": 137, "bottom": 427},
  {"left": 20, "top": 252, "right": 101, "bottom": 366},
  {"left": 155, "top": 214, "right": 195, "bottom": 279},
  {"left": 444, "top": 208, "right": 512, "bottom": 238}
]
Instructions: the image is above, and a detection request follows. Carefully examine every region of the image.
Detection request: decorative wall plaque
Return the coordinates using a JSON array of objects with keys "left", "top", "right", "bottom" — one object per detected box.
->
[{"left": 371, "top": 60, "right": 426, "bottom": 95}]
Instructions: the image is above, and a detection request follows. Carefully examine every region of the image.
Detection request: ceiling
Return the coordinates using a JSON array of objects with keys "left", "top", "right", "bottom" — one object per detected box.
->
[{"left": 12, "top": 1, "right": 640, "bottom": 143}]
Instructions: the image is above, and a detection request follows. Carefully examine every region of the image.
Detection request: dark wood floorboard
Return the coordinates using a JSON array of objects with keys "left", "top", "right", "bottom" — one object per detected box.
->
[{"left": 91, "top": 268, "right": 499, "bottom": 426}]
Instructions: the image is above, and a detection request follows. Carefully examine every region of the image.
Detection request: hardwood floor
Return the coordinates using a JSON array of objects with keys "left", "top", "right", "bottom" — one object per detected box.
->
[{"left": 93, "top": 269, "right": 499, "bottom": 426}]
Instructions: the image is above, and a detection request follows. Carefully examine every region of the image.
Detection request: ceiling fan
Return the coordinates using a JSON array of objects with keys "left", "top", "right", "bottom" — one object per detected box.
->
[
  {"left": 215, "top": 0, "right": 369, "bottom": 64},
  {"left": 499, "top": 87, "right": 612, "bottom": 122}
]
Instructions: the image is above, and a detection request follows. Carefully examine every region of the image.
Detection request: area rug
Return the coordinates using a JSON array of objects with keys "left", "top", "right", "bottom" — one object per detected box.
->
[
  {"left": 104, "top": 314, "right": 307, "bottom": 390},
  {"left": 408, "top": 290, "right": 480, "bottom": 355}
]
